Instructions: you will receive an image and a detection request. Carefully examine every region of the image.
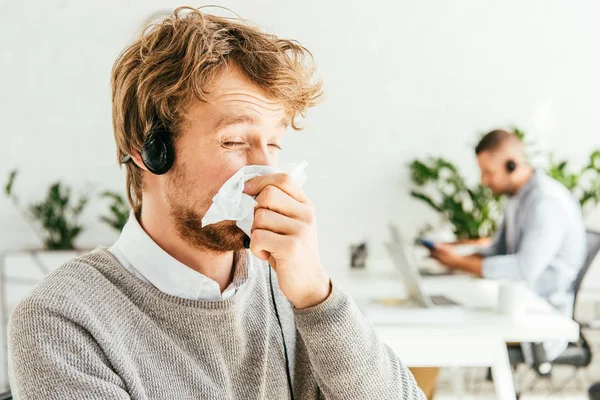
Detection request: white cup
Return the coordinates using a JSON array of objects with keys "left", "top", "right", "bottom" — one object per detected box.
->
[{"left": 498, "top": 281, "right": 527, "bottom": 317}]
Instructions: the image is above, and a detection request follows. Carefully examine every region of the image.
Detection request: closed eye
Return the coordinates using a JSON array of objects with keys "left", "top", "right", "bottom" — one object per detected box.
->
[{"left": 223, "top": 142, "right": 246, "bottom": 147}]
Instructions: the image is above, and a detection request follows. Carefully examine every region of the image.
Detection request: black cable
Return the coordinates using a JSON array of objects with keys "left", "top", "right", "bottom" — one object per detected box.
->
[{"left": 269, "top": 266, "right": 295, "bottom": 400}]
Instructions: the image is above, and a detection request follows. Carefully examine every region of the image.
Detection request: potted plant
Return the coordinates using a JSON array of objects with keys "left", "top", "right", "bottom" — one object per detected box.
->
[
  {"left": 3, "top": 169, "right": 90, "bottom": 288},
  {"left": 409, "top": 157, "right": 501, "bottom": 243},
  {"left": 99, "top": 190, "right": 130, "bottom": 232},
  {"left": 547, "top": 150, "right": 600, "bottom": 214},
  {"left": 5, "top": 170, "right": 89, "bottom": 250}
]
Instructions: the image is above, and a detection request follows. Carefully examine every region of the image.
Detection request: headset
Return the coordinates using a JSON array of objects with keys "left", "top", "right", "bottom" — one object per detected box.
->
[
  {"left": 122, "top": 125, "right": 295, "bottom": 399},
  {"left": 506, "top": 159, "right": 516, "bottom": 173},
  {"left": 505, "top": 159, "right": 518, "bottom": 195},
  {"left": 269, "top": 266, "right": 295, "bottom": 400},
  {"left": 120, "top": 122, "right": 175, "bottom": 175}
]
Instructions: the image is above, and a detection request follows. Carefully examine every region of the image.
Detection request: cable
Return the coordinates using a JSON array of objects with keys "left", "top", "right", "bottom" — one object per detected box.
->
[{"left": 269, "top": 266, "right": 295, "bottom": 400}]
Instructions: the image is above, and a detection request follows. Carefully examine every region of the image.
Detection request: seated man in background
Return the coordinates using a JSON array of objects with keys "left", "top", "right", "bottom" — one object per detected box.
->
[
  {"left": 8, "top": 7, "right": 424, "bottom": 400},
  {"left": 410, "top": 129, "right": 586, "bottom": 399},
  {"left": 431, "top": 129, "right": 586, "bottom": 361}
]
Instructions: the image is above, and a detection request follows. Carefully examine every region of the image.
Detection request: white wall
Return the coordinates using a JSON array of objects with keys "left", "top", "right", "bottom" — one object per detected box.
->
[{"left": 2, "top": 0, "right": 600, "bottom": 278}]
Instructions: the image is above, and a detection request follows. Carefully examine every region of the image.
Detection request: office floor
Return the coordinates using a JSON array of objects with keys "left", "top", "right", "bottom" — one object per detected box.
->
[{"left": 435, "top": 327, "right": 600, "bottom": 399}]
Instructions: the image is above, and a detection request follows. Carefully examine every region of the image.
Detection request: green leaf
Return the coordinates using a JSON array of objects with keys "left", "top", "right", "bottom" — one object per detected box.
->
[
  {"left": 512, "top": 127, "right": 526, "bottom": 141},
  {"left": 4, "top": 169, "right": 18, "bottom": 196},
  {"left": 99, "top": 191, "right": 130, "bottom": 232},
  {"left": 27, "top": 180, "right": 88, "bottom": 250},
  {"left": 410, "top": 191, "right": 444, "bottom": 213}
]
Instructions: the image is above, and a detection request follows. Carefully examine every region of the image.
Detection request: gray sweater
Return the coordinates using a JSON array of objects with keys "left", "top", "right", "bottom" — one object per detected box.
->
[{"left": 8, "top": 248, "right": 423, "bottom": 399}]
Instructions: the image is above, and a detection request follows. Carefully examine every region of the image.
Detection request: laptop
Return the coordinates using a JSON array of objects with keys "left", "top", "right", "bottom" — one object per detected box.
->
[{"left": 385, "top": 225, "right": 460, "bottom": 308}]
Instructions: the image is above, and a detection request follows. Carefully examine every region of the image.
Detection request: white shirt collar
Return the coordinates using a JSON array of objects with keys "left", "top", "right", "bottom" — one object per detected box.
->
[{"left": 109, "top": 213, "right": 252, "bottom": 301}]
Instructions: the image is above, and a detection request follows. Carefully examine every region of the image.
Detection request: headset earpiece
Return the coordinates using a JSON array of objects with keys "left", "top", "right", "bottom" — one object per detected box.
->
[
  {"left": 506, "top": 160, "right": 516, "bottom": 173},
  {"left": 141, "top": 124, "right": 174, "bottom": 175}
]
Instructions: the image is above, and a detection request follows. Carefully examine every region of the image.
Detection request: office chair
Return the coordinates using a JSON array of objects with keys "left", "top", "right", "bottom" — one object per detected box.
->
[
  {"left": 508, "top": 230, "right": 600, "bottom": 395},
  {"left": 590, "top": 382, "right": 600, "bottom": 400}
]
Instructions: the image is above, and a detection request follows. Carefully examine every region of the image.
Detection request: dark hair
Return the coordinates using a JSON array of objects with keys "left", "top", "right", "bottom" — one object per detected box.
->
[{"left": 475, "top": 129, "right": 516, "bottom": 155}]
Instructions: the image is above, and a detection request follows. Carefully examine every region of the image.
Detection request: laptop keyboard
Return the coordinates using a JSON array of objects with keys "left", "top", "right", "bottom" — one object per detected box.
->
[{"left": 430, "top": 295, "right": 459, "bottom": 306}]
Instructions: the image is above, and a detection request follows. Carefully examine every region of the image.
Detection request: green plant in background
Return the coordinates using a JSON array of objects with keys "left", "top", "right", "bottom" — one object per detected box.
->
[
  {"left": 547, "top": 150, "right": 600, "bottom": 213},
  {"left": 547, "top": 155, "right": 579, "bottom": 192},
  {"left": 4, "top": 170, "right": 18, "bottom": 201},
  {"left": 409, "top": 129, "right": 600, "bottom": 240},
  {"left": 99, "top": 191, "right": 129, "bottom": 232},
  {"left": 409, "top": 158, "right": 503, "bottom": 240},
  {"left": 29, "top": 183, "right": 88, "bottom": 250},
  {"left": 4, "top": 169, "right": 89, "bottom": 250}
]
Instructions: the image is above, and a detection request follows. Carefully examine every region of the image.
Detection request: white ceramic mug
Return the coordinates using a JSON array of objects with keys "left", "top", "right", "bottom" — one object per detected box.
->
[{"left": 498, "top": 281, "right": 527, "bottom": 317}]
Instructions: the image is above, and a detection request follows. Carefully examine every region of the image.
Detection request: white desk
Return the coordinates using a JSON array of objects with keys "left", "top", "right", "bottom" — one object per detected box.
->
[
  {"left": 335, "top": 270, "right": 580, "bottom": 400},
  {"left": 578, "top": 286, "right": 600, "bottom": 328}
]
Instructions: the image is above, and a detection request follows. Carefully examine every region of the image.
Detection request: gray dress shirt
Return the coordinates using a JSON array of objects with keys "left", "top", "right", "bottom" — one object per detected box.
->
[{"left": 479, "top": 170, "right": 586, "bottom": 363}]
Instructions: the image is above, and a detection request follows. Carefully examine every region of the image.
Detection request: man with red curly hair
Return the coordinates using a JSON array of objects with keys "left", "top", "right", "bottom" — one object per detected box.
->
[{"left": 8, "top": 7, "right": 424, "bottom": 400}]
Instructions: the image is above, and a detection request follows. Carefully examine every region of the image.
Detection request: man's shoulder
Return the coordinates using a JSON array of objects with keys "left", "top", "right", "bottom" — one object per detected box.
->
[
  {"left": 528, "top": 172, "right": 579, "bottom": 208},
  {"left": 9, "top": 249, "right": 118, "bottom": 323}
]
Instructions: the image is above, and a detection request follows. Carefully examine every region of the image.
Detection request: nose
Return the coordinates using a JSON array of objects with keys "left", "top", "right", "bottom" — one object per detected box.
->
[
  {"left": 481, "top": 173, "right": 489, "bottom": 187},
  {"left": 247, "top": 144, "right": 275, "bottom": 167}
]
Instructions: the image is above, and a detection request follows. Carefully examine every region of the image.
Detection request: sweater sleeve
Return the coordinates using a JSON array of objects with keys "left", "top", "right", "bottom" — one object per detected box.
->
[
  {"left": 293, "top": 284, "right": 425, "bottom": 400},
  {"left": 8, "top": 299, "right": 131, "bottom": 400}
]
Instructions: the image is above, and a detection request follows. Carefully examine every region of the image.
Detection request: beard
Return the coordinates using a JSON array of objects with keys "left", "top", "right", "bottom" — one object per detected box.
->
[
  {"left": 165, "top": 163, "right": 246, "bottom": 252},
  {"left": 490, "top": 184, "right": 511, "bottom": 197}
]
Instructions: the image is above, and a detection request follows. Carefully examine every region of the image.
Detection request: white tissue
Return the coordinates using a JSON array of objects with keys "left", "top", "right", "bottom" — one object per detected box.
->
[{"left": 201, "top": 162, "right": 308, "bottom": 236}]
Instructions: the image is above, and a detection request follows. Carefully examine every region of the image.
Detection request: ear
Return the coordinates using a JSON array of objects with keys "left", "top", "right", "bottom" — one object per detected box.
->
[{"left": 130, "top": 150, "right": 149, "bottom": 172}]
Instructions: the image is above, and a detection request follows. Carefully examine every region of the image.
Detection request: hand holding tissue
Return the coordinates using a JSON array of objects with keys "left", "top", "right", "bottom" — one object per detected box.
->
[
  {"left": 202, "top": 162, "right": 308, "bottom": 236},
  {"left": 203, "top": 162, "right": 330, "bottom": 309}
]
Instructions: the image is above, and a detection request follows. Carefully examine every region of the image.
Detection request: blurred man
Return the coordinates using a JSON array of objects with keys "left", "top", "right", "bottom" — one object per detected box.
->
[
  {"left": 430, "top": 129, "right": 586, "bottom": 364},
  {"left": 8, "top": 7, "right": 424, "bottom": 399}
]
